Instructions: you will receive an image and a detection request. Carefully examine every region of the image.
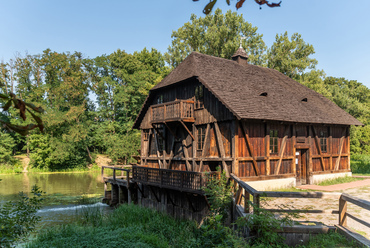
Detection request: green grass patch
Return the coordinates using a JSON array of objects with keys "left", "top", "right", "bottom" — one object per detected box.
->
[
  {"left": 0, "top": 162, "right": 23, "bottom": 174},
  {"left": 351, "top": 154, "right": 370, "bottom": 175},
  {"left": 317, "top": 176, "right": 365, "bottom": 186},
  {"left": 27, "top": 204, "right": 202, "bottom": 248},
  {"left": 297, "top": 231, "right": 360, "bottom": 248}
]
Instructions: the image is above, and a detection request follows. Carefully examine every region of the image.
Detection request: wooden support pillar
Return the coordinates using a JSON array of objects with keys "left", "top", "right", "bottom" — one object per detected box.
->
[
  {"left": 111, "top": 184, "right": 119, "bottom": 205},
  {"left": 253, "top": 194, "right": 260, "bottom": 214},
  {"left": 127, "top": 186, "right": 132, "bottom": 204},
  {"left": 244, "top": 189, "right": 250, "bottom": 213},
  {"left": 104, "top": 182, "right": 109, "bottom": 200},
  {"left": 339, "top": 196, "right": 347, "bottom": 226},
  {"left": 118, "top": 186, "right": 125, "bottom": 204}
]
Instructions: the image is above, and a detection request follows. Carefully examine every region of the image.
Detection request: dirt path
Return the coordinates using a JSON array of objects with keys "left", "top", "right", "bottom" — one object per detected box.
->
[{"left": 264, "top": 183, "right": 370, "bottom": 239}]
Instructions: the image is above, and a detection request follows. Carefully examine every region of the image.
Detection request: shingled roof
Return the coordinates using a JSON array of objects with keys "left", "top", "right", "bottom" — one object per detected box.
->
[{"left": 134, "top": 52, "right": 363, "bottom": 128}]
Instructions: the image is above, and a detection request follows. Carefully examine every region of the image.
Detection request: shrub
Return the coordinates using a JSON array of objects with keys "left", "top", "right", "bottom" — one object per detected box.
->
[{"left": 0, "top": 185, "right": 44, "bottom": 247}]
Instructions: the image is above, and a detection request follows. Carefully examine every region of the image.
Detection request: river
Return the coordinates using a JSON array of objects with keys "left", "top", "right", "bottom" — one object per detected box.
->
[{"left": 0, "top": 171, "right": 113, "bottom": 228}]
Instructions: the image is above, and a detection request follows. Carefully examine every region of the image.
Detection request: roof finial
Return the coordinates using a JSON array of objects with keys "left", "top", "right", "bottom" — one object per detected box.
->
[{"left": 239, "top": 36, "right": 246, "bottom": 48}]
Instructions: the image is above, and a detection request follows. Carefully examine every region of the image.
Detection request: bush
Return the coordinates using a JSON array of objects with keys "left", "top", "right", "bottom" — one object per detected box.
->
[
  {"left": 351, "top": 154, "right": 370, "bottom": 174},
  {"left": 0, "top": 185, "right": 44, "bottom": 247}
]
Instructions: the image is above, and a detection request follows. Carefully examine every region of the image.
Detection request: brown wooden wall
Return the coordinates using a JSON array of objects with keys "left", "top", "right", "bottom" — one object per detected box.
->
[{"left": 137, "top": 80, "right": 351, "bottom": 182}]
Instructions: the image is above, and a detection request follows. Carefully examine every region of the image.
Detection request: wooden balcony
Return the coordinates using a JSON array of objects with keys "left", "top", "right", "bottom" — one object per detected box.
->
[{"left": 151, "top": 100, "right": 195, "bottom": 124}]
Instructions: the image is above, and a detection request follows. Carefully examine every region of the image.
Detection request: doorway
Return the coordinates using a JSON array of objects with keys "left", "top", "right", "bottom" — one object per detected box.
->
[{"left": 296, "top": 149, "right": 309, "bottom": 185}]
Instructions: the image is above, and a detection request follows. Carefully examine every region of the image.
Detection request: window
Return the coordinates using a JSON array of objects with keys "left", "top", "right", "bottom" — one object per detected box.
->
[
  {"left": 195, "top": 85, "right": 204, "bottom": 109},
  {"left": 270, "top": 129, "right": 278, "bottom": 154},
  {"left": 155, "top": 124, "right": 165, "bottom": 152},
  {"left": 320, "top": 131, "right": 328, "bottom": 153},
  {"left": 197, "top": 125, "right": 206, "bottom": 151},
  {"left": 157, "top": 94, "right": 163, "bottom": 104},
  {"left": 143, "top": 129, "right": 149, "bottom": 141}
]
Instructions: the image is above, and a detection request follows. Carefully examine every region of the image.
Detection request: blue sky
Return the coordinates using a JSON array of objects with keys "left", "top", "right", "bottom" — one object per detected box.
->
[{"left": 1, "top": 0, "right": 369, "bottom": 88}]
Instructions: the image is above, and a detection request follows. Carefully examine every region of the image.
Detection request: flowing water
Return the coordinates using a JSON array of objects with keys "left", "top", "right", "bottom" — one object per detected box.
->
[{"left": 0, "top": 171, "right": 113, "bottom": 228}]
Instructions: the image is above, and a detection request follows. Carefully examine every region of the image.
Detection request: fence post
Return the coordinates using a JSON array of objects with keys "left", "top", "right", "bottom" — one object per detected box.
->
[
  {"left": 101, "top": 166, "right": 104, "bottom": 182},
  {"left": 253, "top": 193, "right": 260, "bottom": 214},
  {"left": 339, "top": 195, "right": 347, "bottom": 226},
  {"left": 113, "top": 168, "right": 116, "bottom": 181},
  {"left": 244, "top": 189, "right": 250, "bottom": 213}
]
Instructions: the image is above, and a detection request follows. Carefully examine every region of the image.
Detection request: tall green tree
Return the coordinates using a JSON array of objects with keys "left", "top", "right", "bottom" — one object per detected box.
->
[
  {"left": 87, "top": 48, "right": 169, "bottom": 163},
  {"left": 165, "top": 9, "right": 267, "bottom": 68},
  {"left": 267, "top": 31, "right": 317, "bottom": 80}
]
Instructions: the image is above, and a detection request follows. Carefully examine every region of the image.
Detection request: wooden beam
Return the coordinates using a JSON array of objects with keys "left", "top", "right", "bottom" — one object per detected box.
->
[
  {"left": 153, "top": 129, "right": 163, "bottom": 169},
  {"left": 214, "top": 122, "right": 229, "bottom": 177},
  {"left": 334, "top": 128, "right": 347, "bottom": 171},
  {"left": 240, "top": 122, "right": 260, "bottom": 176},
  {"left": 180, "top": 120, "right": 195, "bottom": 140},
  {"left": 274, "top": 126, "right": 290, "bottom": 175},
  {"left": 312, "top": 126, "right": 326, "bottom": 171},
  {"left": 182, "top": 136, "right": 192, "bottom": 171},
  {"left": 199, "top": 124, "right": 211, "bottom": 172}
]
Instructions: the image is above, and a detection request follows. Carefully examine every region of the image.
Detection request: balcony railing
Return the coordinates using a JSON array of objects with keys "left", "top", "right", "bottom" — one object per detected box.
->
[{"left": 151, "top": 100, "right": 195, "bottom": 123}]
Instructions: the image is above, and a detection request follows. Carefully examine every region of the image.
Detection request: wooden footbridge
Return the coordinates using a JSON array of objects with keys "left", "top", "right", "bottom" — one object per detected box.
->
[{"left": 102, "top": 166, "right": 370, "bottom": 247}]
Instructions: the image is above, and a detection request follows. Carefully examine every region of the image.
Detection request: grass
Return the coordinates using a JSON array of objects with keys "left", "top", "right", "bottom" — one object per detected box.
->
[
  {"left": 317, "top": 175, "right": 365, "bottom": 186},
  {"left": 26, "top": 203, "right": 358, "bottom": 248},
  {"left": 297, "top": 232, "right": 360, "bottom": 248},
  {"left": 27, "top": 204, "right": 202, "bottom": 248},
  {"left": 0, "top": 162, "right": 23, "bottom": 174}
]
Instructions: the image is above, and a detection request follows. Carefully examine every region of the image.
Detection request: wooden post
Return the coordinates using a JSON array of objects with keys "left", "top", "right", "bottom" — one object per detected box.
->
[
  {"left": 113, "top": 168, "right": 116, "bottom": 181},
  {"left": 244, "top": 189, "right": 250, "bottom": 213},
  {"left": 339, "top": 196, "right": 347, "bottom": 226},
  {"left": 253, "top": 194, "right": 260, "bottom": 214},
  {"left": 101, "top": 166, "right": 105, "bottom": 182}
]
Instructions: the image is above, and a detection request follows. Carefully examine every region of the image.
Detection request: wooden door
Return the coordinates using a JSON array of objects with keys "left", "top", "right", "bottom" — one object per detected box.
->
[{"left": 296, "top": 149, "right": 308, "bottom": 185}]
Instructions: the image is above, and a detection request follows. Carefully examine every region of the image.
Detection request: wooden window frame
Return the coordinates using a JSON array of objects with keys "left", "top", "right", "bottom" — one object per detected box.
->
[
  {"left": 195, "top": 85, "right": 204, "bottom": 109},
  {"left": 157, "top": 94, "right": 163, "bottom": 104},
  {"left": 197, "top": 125, "right": 206, "bottom": 151},
  {"left": 320, "top": 131, "right": 328, "bottom": 153},
  {"left": 269, "top": 129, "right": 278, "bottom": 154},
  {"left": 143, "top": 129, "right": 149, "bottom": 141}
]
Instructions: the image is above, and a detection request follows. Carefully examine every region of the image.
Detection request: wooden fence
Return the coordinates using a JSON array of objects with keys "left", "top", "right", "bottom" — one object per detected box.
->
[{"left": 132, "top": 166, "right": 213, "bottom": 193}]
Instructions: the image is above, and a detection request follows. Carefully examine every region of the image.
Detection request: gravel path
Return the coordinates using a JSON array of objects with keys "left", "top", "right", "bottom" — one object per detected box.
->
[{"left": 262, "top": 181, "right": 370, "bottom": 239}]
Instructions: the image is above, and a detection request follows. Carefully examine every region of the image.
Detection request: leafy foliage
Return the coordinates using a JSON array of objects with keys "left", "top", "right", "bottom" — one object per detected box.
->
[
  {"left": 267, "top": 31, "right": 318, "bottom": 80},
  {"left": 0, "top": 185, "right": 44, "bottom": 247},
  {"left": 165, "top": 9, "right": 267, "bottom": 68}
]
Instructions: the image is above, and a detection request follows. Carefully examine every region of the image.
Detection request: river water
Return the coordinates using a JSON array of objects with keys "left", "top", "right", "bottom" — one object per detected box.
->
[{"left": 0, "top": 171, "right": 112, "bottom": 228}]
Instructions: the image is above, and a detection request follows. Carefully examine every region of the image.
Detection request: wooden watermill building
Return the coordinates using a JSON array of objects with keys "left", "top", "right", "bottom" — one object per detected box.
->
[
  {"left": 133, "top": 47, "right": 362, "bottom": 188},
  {"left": 103, "top": 47, "right": 362, "bottom": 221}
]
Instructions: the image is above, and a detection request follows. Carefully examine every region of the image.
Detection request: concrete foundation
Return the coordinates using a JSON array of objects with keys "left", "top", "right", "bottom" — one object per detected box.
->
[
  {"left": 311, "top": 172, "right": 352, "bottom": 185},
  {"left": 246, "top": 178, "right": 296, "bottom": 191}
]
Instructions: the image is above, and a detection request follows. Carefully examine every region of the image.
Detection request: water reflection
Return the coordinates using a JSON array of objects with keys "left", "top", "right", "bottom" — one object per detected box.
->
[{"left": 0, "top": 171, "right": 111, "bottom": 227}]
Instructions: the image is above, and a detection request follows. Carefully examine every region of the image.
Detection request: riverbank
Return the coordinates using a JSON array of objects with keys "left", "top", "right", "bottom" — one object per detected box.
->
[{"left": 0, "top": 154, "right": 113, "bottom": 174}]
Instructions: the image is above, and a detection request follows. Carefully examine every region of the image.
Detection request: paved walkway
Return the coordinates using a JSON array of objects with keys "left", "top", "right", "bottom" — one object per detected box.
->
[{"left": 297, "top": 178, "right": 370, "bottom": 191}]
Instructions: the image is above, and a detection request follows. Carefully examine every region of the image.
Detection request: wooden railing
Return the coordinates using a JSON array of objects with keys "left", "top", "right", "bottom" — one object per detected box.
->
[
  {"left": 151, "top": 100, "right": 195, "bottom": 123},
  {"left": 230, "top": 173, "right": 370, "bottom": 245},
  {"left": 132, "top": 166, "right": 216, "bottom": 193},
  {"left": 101, "top": 165, "right": 131, "bottom": 186}
]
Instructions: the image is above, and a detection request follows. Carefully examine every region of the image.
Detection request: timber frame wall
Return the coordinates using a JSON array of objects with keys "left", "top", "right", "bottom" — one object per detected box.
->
[{"left": 138, "top": 79, "right": 351, "bottom": 184}]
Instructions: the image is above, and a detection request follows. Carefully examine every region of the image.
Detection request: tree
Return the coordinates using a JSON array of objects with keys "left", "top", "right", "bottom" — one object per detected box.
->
[
  {"left": 194, "top": 0, "right": 282, "bottom": 15},
  {"left": 267, "top": 31, "right": 318, "bottom": 80},
  {"left": 165, "top": 9, "right": 267, "bottom": 68},
  {"left": 87, "top": 48, "right": 169, "bottom": 163}
]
